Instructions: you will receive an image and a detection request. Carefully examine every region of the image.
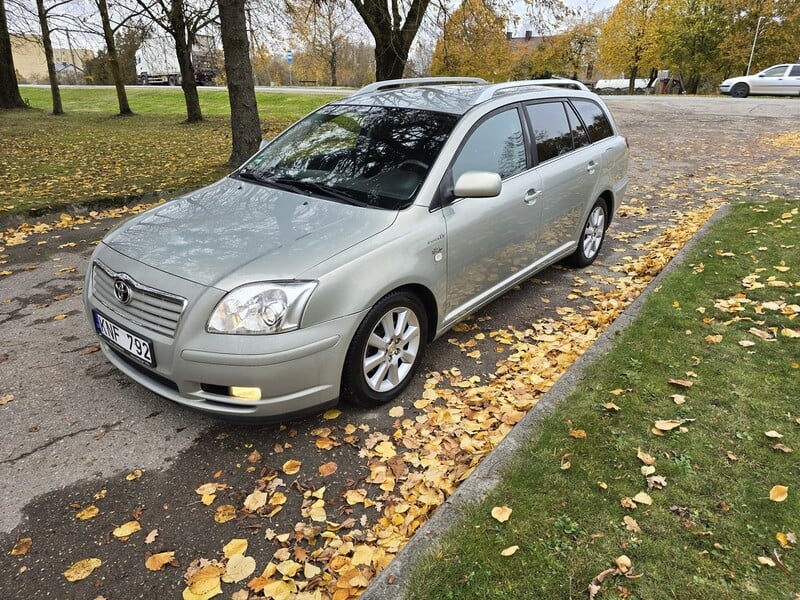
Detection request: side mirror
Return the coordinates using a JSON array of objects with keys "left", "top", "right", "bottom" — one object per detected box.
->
[{"left": 453, "top": 171, "right": 502, "bottom": 198}]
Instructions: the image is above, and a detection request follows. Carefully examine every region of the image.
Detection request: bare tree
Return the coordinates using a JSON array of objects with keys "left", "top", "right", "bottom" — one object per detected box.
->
[
  {"left": 218, "top": 0, "right": 260, "bottom": 165},
  {"left": 34, "top": 0, "right": 74, "bottom": 114},
  {"left": 136, "top": 0, "right": 217, "bottom": 122},
  {"left": 94, "top": 0, "right": 133, "bottom": 114},
  {"left": 349, "top": 0, "right": 430, "bottom": 80},
  {"left": 0, "top": 0, "right": 27, "bottom": 108}
]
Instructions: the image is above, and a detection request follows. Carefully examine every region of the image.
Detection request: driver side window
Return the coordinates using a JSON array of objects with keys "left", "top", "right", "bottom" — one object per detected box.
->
[{"left": 452, "top": 109, "right": 527, "bottom": 182}]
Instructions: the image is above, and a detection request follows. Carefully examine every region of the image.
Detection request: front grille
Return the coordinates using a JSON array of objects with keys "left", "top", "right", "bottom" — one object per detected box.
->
[{"left": 92, "top": 262, "right": 186, "bottom": 338}]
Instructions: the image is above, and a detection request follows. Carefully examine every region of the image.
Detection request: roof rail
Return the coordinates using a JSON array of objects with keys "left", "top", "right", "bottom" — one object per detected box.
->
[
  {"left": 470, "top": 79, "right": 585, "bottom": 105},
  {"left": 353, "top": 77, "right": 487, "bottom": 96}
]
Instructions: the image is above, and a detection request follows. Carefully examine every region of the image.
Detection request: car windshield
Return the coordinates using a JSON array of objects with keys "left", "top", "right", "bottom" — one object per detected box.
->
[{"left": 238, "top": 105, "right": 460, "bottom": 210}]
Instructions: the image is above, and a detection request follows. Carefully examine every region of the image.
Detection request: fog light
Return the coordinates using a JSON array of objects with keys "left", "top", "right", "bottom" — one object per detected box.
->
[{"left": 230, "top": 387, "right": 261, "bottom": 401}]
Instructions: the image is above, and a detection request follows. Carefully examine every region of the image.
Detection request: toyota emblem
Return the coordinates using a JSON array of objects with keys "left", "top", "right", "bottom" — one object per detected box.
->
[{"left": 114, "top": 279, "right": 133, "bottom": 304}]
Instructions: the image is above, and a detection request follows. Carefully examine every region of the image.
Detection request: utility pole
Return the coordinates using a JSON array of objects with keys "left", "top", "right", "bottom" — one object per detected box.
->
[{"left": 746, "top": 15, "right": 765, "bottom": 76}]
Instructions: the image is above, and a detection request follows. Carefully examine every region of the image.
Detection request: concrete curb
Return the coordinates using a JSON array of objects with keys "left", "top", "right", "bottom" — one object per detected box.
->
[{"left": 361, "top": 204, "right": 732, "bottom": 599}]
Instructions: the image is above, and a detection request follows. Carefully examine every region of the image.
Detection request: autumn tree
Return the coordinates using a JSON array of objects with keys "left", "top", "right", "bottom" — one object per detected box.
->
[
  {"left": 0, "top": 0, "right": 26, "bottom": 108},
  {"left": 598, "top": 0, "right": 661, "bottom": 93},
  {"left": 716, "top": 0, "right": 800, "bottom": 77},
  {"left": 136, "top": 0, "right": 216, "bottom": 122},
  {"left": 430, "top": 0, "right": 512, "bottom": 81},
  {"left": 287, "top": 0, "right": 362, "bottom": 86},
  {"left": 218, "top": 0, "right": 260, "bottom": 165},
  {"left": 655, "top": 0, "right": 726, "bottom": 93},
  {"left": 512, "top": 14, "right": 601, "bottom": 80}
]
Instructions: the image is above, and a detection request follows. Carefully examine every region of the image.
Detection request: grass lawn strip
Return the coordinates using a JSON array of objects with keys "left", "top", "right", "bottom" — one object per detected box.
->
[
  {"left": 0, "top": 87, "right": 342, "bottom": 217},
  {"left": 406, "top": 200, "right": 799, "bottom": 600}
]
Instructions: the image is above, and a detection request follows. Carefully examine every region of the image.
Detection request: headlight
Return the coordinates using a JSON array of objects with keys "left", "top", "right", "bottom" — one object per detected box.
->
[{"left": 207, "top": 281, "right": 317, "bottom": 334}]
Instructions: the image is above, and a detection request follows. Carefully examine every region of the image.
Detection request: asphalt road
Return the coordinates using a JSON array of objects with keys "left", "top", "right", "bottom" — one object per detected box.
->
[{"left": 1, "top": 95, "right": 797, "bottom": 597}]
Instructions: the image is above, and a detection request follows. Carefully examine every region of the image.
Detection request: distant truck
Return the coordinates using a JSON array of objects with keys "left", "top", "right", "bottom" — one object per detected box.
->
[{"left": 135, "top": 34, "right": 219, "bottom": 86}]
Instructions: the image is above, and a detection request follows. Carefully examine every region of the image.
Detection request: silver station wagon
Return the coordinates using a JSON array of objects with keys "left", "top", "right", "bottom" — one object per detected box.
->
[{"left": 83, "top": 77, "right": 629, "bottom": 420}]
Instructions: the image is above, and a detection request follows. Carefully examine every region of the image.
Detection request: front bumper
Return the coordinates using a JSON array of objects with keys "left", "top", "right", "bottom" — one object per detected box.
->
[{"left": 83, "top": 248, "right": 364, "bottom": 421}]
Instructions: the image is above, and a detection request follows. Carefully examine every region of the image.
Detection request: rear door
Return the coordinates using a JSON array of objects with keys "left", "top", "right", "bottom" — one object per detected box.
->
[
  {"left": 524, "top": 100, "right": 599, "bottom": 260},
  {"left": 780, "top": 65, "right": 800, "bottom": 95}
]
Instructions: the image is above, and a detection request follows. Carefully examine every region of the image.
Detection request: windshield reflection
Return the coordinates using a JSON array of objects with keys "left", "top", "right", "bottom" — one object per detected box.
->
[{"left": 238, "top": 105, "right": 459, "bottom": 210}]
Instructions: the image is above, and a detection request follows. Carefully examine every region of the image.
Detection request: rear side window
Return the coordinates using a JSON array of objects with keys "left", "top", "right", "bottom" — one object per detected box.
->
[
  {"left": 790, "top": 66, "right": 800, "bottom": 76},
  {"left": 565, "top": 103, "right": 589, "bottom": 149},
  {"left": 526, "top": 101, "right": 573, "bottom": 163},
  {"left": 572, "top": 100, "right": 614, "bottom": 143}
]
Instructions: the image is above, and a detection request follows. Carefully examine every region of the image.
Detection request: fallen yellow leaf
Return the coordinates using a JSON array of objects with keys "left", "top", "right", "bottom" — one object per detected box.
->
[
  {"left": 500, "top": 545, "right": 519, "bottom": 556},
  {"left": 11, "top": 537, "right": 32, "bottom": 556},
  {"left": 112, "top": 520, "right": 141, "bottom": 539},
  {"left": 222, "top": 553, "right": 256, "bottom": 583},
  {"left": 145, "top": 551, "right": 176, "bottom": 571},
  {"left": 63, "top": 557, "right": 102, "bottom": 582},
  {"left": 76, "top": 505, "right": 100, "bottom": 521},
  {"left": 491, "top": 505, "right": 512, "bottom": 523},
  {"left": 222, "top": 538, "right": 248, "bottom": 559},
  {"left": 214, "top": 504, "right": 237, "bottom": 523},
  {"left": 769, "top": 485, "right": 789, "bottom": 502},
  {"left": 615, "top": 555, "right": 632, "bottom": 572},
  {"left": 282, "top": 460, "right": 302, "bottom": 475}
]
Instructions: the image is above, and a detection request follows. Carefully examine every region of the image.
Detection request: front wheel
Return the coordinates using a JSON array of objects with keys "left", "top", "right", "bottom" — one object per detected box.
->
[
  {"left": 342, "top": 291, "right": 428, "bottom": 407},
  {"left": 566, "top": 199, "right": 608, "bottom": 267},
  {"left": 730, "top": 82, "right": 749, "bottom": 98}
]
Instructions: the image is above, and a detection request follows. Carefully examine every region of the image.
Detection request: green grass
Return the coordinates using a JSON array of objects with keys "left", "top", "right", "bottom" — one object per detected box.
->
[
  {"left": 408, "top": 201, "right": 800, "bottom": 599},
  {"left": 0, "top": 87, "right": 343, "bottom": 216}
]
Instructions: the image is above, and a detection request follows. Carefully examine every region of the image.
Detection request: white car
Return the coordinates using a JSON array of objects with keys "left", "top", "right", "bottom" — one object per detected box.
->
[{"left": 720, "top": 64, "right": 800, "bottom": 98}]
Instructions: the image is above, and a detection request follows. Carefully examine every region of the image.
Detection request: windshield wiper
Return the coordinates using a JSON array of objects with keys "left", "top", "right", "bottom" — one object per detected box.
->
[
  {"left": 238, "top": 173, "right": 372, "bottom": 208},
  {"left": 289, "top": 180, "right": 372, "bottom": 208},
  {"left": 237, "top": 171, "right": 308, "bottom": 195}
]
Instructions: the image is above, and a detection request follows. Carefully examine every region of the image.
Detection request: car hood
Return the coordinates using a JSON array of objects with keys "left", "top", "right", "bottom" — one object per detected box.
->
[{"left": 103, "top": 177, "right": 398, "bottom": 289}]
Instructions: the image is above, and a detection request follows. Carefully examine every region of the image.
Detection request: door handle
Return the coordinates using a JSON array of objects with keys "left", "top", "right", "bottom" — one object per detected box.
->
[
  {"left": 586, "top": 161, "right": 597, "bottom": 174},
  {"left": 524, "top": 189, "right": 541, "bottom": 205}
]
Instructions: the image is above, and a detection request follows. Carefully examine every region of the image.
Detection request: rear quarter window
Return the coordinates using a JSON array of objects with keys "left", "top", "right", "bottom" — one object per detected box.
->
[{"left": 571, "top": 100, "right": 614, "bottom": 143}]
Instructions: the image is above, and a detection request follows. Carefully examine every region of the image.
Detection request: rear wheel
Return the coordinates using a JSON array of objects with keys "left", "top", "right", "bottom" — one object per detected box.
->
[
  {"left": 342, "top": 291, "right": 427, "bottom": 407},
  {"left": 566, "top": 199, "right": 608, "bottom": 267},
  {"left": 168, "top": 75, "right": 178, "bottom": 86},
  {"left": 730, "top": 82, "right": 749, "bottom": 98}
]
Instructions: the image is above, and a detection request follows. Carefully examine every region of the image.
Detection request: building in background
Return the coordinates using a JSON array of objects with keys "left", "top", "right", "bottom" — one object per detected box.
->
[{"left": 10, "top": 34, "right": 95, "bottom": 84}]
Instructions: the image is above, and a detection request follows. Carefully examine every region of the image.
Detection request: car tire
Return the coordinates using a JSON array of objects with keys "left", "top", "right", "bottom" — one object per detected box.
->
[
  {"left": 730, "top": 83, "right": 749, "bottom": 98},
  {"left": 566, "top": 198, "right": 608, "bottom": 267},
  {"left": 342, "top": 291, "right": 428, "bottom": 407}
]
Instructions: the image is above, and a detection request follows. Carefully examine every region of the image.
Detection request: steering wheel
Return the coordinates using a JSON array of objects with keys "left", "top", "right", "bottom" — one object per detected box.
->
[{"left": 397, "top": 160, "right": 429, "bottom": 174}]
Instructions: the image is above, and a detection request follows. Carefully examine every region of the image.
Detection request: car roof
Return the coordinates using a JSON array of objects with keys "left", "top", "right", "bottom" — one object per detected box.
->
[{"left": 334, "top": 77, "right": 596, "bottom": 116}]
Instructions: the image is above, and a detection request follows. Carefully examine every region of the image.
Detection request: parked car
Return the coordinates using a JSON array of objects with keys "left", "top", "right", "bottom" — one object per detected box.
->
[
  {"left": 720, "top": 64, "right": 800, "bottom": 98},
  {"left": 83, "top": 77, "right": 629, "bottom": 421}
]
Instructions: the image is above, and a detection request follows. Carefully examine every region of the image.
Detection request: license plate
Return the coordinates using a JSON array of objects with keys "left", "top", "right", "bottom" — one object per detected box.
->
[{"left": 93, "top": 310, "right": 155, "bottom": 367}]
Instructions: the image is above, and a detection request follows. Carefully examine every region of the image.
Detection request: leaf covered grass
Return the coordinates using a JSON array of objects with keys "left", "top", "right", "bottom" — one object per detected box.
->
[
  {"left": 407, "top": 201, "right": 800, "bottom": 600},
  {"left": 0, "top": 87, "right": 342, "bottom": 216}
]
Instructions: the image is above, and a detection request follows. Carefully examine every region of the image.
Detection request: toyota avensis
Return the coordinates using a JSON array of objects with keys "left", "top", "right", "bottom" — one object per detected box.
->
[{"left": 83, "top": 77, "right": 629, "bottom": 421}]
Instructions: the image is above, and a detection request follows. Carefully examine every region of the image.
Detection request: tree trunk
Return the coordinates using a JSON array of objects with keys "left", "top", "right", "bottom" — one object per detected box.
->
[
  {"left": 0, "top": 0, "right": 26, "bottom": 109},
  {"left": 97, "top": 0, "right": 132, "bottom": 116},
  {"left": 350, "top": 0, "right": 430, "bottom": 81},
  {"left": 35, "top": 0, "right": 63, "bottom": 115},
  {"left": 169, "top": 2, "right": 202, "bottom": 122},
  {"left": 218, "top": 0, "right": 260, "bottom": 166},
  {"left": 627, "top": 64, "right": 639, "bottom": 95}
]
